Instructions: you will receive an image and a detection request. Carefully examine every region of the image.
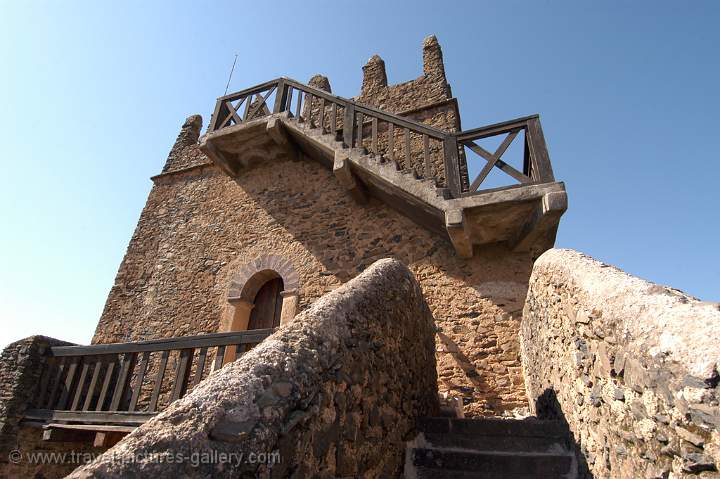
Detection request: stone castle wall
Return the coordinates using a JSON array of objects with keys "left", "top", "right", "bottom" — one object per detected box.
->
[
  {"left": 521, "top": 249, "right": 720, "bottom": 478},
  {"left": 72, "top": 259, "right": 438, "bottom": 478},
  {"left": 93, "top": 135, "right": 533, "bottom": 417},
  {"left": 92, "top": 36, "right": 532, "bottom": 417}
]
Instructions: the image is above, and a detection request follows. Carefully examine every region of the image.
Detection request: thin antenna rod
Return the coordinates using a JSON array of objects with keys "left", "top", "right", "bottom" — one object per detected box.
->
[{"left": 224, "top": 54, "right": 238, "bottom": 95}]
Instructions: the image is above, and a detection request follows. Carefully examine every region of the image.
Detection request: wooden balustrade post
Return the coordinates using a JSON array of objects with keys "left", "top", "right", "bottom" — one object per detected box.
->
[
  {"left": 356, "top": 112, "right": 364, "bottom": 148},
  {"left": 83, "top": 360, "right": 102, "bottom": 411},
  {"left": 388, "top": 123, "right": 395, "bottom": 163},
  {"left": 404, "top": 127, "right": 411, "bottom": 168},
  {"left": 46, "top": 357, "right": 67, "bottom": 409},
  {"left": 208, "top": 100, "right": 226, "bottom": 132},
  {"left": 272, "top": 79, "right": 287, "bottom": 114},
  {"left": 149, "top": 350, "right": 169, "bottom": 412},
  {"left": 343, "top": 104, "right": 355, "bottom": 148},
  {"left": 525, "top": 117, "right": 555, "bottom": 183},
  {"left": 96, "top": 358, "right": 116, "bottom": 411},
  {"left": 37, "top": 357, "right": 55, "bottom": 408},
  {"left": 423, "top": 134, "right": 431, "bottom": 180},
  {"left": 294, "top": 90, "right": 303, "bottom": 120},
  {"left": 443, "top": 136, "right": 462, "bottom": 198},
  {"left": 170, "top": 349, "right": 193, "bottom": 402},
  {"left": 70, "top": 360, "right": 90, "bottom": 411},
  {"left": 57, "top": 357, "right": 79, "bottom": 410},
  {"left": 330, "top": 103, "right": 338, "bottom": 137},
  {"left": 319, "top": 98, "right": 326, "bottom": 133},
  {"left": 110, "top": 352, "right": 136, "bottom": 411},
  {"left": 304, "top": 94, "right": 314, "bottom": 127},
  {"left": 128, "top": 351, "right": 150, "bottom": 412}
]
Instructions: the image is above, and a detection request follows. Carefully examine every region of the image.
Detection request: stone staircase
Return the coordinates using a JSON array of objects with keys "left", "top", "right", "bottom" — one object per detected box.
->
[
  {"left": 201, "top": 77, "right": 568, "bottom": 257},
  {"left": 405, "top": 417, "right": 577, "bottom": 479},
  {"left": 282, "top": 115, "right": 452, "bottom": 205}
]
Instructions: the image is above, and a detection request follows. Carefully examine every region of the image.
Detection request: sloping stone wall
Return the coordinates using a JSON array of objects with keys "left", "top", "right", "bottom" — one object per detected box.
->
[
  {"left": 70, "top": 259, "right": 438, "bottom": 478},
  {"left": 521, "top": 249, "right": 720, "bottom": 478},
  {"left": 93, "top": 152, "right": 533, "bottom": 417}
]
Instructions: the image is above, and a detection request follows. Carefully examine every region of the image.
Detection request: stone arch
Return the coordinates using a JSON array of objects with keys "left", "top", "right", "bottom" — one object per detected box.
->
[
  {"left": 219, "top": 255, "right": 300, "bottom": 365},
  {"left": 227, "top": 254, "right": 299, "bottom": 302}
]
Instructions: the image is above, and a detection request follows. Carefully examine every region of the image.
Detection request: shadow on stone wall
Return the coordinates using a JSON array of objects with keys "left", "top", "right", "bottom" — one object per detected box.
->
[
  {"left": 230, "top": 159, "right": 535, "bottom": 416},
  {"left": 69, "top": 258, "right": 438, "bottom": 478},
  {"left": 535, "top": 388, "right": 593, "bottom": 479},
  {"left": 436, "top": 332, "right": 501, "bottom": 411}
]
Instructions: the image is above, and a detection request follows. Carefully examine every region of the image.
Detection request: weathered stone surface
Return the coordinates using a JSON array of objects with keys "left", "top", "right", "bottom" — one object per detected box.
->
[
  {"left": 95, "top": 127, "right": 534, "bottom": 417},
  {"left": 0, "top": 336, "right": 107, "bottom": 478},
  {"left": 90, "top": 36, "right": 541, "bottom": 417},
  {"left": 521, "top": 248, "right": 720, "bottom": 478},
  {"left": 161, "top": 114, "right": 206, "bottom": 174},
  {"left": 70, "top": 259, "right": 438, "bottom": 478},
  {"left": 1, "top": 336, "right": 70, "bottom": 451}
]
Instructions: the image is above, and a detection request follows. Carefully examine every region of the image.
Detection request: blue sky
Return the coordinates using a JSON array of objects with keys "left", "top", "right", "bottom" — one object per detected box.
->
[{"left": 1, "top": 1, "right": 718, "bottom": 348}]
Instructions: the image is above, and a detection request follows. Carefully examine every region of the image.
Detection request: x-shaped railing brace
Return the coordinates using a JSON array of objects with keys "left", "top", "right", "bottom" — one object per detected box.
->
[
  {"left": 464, "top": 128, "right": 531, "bottom": 192},
  {"left": 220, "top": 86, "right": 277, "bottom": 128}
]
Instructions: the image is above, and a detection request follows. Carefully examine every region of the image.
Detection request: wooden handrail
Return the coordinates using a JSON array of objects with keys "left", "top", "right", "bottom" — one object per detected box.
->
[
  {"left": 456, "top": 115, "right": 539, "bottom": 141},
  {"left": 30, "top": 328, "right": 276, "bottom": 421},
  {"left": 208, "top": 78, "right": 557, "bottom": 198},
  {"left": 456, "top": 115, "right": 555, "bottom": 194},
  {"left": 282, "top": 78, "right": 449, "bottom": 139},
  {"left": 51, "top": 329, "right": 275, "bottom": 356},
  {"left": 23, "top": 409, "right": 154, "bottom": 425}
]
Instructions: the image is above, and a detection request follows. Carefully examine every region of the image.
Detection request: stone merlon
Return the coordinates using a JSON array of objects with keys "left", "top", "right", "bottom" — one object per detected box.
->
[
  {"left": 361, "top": 54, "right": 388, "bottom": 95},
  {"left": 307, "top": 74, "right": 331, "bottom": 93},
  {"left": 423, "top": 34, "right": 446, "bottom": 80}
]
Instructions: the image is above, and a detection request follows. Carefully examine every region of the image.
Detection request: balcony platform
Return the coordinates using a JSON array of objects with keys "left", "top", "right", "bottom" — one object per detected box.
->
[{"left": 200, "top": 109, "right": 567, "bottom": 257}]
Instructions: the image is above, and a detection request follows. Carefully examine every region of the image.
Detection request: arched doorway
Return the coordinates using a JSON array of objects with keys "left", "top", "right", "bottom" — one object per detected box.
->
[
  {"left": 219, "top": 255, "right": 300, "bottom": 366},
  {"left": 247, "top": 277, "right": 284, "bottom": 330}
]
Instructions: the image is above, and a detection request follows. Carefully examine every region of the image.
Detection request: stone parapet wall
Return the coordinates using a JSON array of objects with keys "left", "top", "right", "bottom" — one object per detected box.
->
[
  {"left": 0, "top": 336, "right": 102, "bottom": 478},
  {"left": 71, "top": 258, "right": 438, "bottom": 478},
  {"left": 0, "top": 336, "right": 69, "bottom": 457},
  {"left": 521, "top": 248, "right": 720, "bottom": 478}
]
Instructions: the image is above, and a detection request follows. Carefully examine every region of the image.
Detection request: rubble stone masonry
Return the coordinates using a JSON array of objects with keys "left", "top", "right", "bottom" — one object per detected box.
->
[
  {"left": 521, "top": 249, "right": 720, "bottom": 478},
  {"left": 72, "top": 259, "right": 438, "bottom": 478},
  {"left": 93, "top": 37, "right": 534, "bottom": 417},
  {"left": 94, "top": 141, "right": 533, "bottom": 417},
  {"left": 0, "top": 336, "right": 109, "bottom": 478}
]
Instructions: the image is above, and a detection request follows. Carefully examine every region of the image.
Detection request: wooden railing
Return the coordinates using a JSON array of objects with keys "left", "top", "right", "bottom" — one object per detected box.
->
[
  {"left": 457, "top": 115, "right": 555, "bottom": 194},
  {"left": 208, "top": 77, "right": 556, "bottom": 198},
  {"left": 24, "top": 329, "right": 274, "bottom": 425}
]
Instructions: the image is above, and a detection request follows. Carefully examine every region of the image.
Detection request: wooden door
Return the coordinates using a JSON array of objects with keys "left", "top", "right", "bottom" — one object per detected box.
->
[{"left": 248, "top": 278, "right": 283, "bottom": 330}]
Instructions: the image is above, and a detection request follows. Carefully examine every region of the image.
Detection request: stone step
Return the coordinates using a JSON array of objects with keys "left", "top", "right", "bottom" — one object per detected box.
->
[
  {"left": 414, "top": 465, "right": 563, "bottom": 479},
  {"left": 418, "top": 417, "right": 568, "bottom": 439},
  {"left": 411, "top": 448, "right": 573, "bottom": 478},
  {"left": 423, "top": 432, "right": 567, "bottom": 454},
  {"left": 289, "top": 117, "right": 450, "bottom": 203}
]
